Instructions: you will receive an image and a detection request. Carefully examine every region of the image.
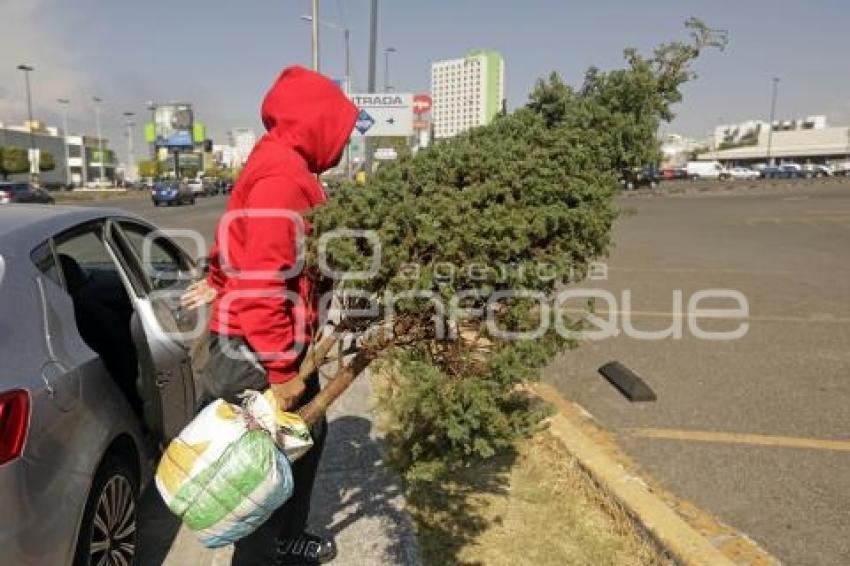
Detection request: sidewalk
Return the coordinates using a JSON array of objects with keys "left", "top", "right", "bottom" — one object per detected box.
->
[{"left": 139, "top": 371, "right": 421, "bottom": 565}]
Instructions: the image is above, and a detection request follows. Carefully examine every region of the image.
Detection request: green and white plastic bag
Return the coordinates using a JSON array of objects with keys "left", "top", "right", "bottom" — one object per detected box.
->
[{"left": 155, "top": 390, "right": 313, "bottom": 548}]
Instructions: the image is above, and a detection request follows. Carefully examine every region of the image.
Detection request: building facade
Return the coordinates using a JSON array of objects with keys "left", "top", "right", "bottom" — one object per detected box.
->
[
  {"left": 431, "top": 50, "right": 504, "bottom": 139},
  {"left": 229, "top": 128, "right": 257, "bottom": 167},
  {"left": 660, "top": 134, "right": 702, "bottom": 167},
  {"left": 0, "top": 122, "right": 115, "bottom": 187},
  {"left": 66, "top": 135, "right": 116, "bottom": 186},
  {"left": 699, "top": 115, "right": 850, "bottom": 165}
]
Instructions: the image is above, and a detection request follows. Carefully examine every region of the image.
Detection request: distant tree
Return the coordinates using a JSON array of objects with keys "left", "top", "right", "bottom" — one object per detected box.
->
[
  {"left": 138, "top": 160, "right": 160, "bottom": 178},
  {"left": 39, "top": 150, "right": 55, "bottom": 172},
  {"left": 180, "top": 166, "right": 199, "bottom": 179},
  {"left": 0, "top": 147, "right": 30, "bottom": 179},
  {"left": 527, "top": 17, "right": 728, "bottom": 172}
]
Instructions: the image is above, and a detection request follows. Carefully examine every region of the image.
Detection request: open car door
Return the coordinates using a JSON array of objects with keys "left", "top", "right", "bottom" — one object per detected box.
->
[{"left": 104, "top": 219, "right": 199, "bottom": 441}]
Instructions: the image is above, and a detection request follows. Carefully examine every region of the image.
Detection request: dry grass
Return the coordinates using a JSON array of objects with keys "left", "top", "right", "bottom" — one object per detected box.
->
[{"left": 408, "top": 431, "right": 670, "bottom": 566}]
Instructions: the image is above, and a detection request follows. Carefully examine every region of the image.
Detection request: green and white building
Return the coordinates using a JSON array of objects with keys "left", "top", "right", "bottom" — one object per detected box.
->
[{"left": 431, "top": 49, "right": 504, "bottom": 139}]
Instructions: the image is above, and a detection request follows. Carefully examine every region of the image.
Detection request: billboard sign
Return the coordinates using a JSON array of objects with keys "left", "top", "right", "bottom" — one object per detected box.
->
[
  {"left": 413, "top": 94, "right": 432, "bottom": 115},
  {"left": 154, "top": 104, "right": 194, "bottom": 148},
  {"left": 350, "top": 93, "right": 413, "bottom": 137}
]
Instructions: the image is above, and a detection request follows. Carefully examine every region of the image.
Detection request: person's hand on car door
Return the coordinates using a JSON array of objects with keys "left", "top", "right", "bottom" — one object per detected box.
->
[{"left": 181, "top": 279, "right": 217, "bottom": 310}]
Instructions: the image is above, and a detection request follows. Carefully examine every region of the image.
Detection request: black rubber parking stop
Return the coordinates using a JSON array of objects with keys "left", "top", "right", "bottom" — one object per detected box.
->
[{"left": 598, "top": 361, "right": 657, "bottom": 402}]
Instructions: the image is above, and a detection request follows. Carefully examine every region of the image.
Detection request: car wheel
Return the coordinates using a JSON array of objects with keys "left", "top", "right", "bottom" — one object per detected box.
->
[
  {"left": 73, "top": 455, "right": 138, "bottom": 566},
  {"left": 153, "top": 201, "right": 160, "bottom": 207},
  {"left": 190, "top": 197, "right": 196, "bottom": 205}
]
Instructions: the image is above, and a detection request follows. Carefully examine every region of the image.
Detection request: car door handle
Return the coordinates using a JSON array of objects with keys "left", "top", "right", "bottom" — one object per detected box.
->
[{"left": 155, "top": 370, "right": 172, "bottom": 388}]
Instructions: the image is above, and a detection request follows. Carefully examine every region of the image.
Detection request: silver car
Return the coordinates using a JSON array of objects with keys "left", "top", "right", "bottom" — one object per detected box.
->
[{"left": 0, "top": 205, "right": 198, "bottom": 566}]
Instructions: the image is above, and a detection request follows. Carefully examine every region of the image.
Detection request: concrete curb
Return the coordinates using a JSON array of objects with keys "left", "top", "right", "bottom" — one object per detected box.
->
[{"left": 532, "top": 383, "right": 777, "bottom": 566}]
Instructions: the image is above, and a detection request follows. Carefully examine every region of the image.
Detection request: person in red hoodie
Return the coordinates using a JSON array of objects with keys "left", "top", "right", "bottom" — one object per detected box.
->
[{"left": 190, "top": 66, "right": 357, "bottom": 565}]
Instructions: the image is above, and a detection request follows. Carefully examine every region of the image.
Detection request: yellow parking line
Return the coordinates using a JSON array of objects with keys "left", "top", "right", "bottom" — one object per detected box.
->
[{"left": 628, "top": 428, "right": 850, "bottom": 453}]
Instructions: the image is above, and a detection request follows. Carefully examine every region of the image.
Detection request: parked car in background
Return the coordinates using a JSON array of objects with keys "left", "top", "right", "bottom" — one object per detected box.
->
[
  {"left": 761, "top": 164, "right": 803, "bottom": 179},
  {"left": 0, "top": 205, "right": 197, "bottom": 566},
  {"left": 760, "top": 165, "right": 781, "bottom": 178},
  {"left": 831, "top": 161, "right": 850, "bottom": 176},
  {"left": 151, "top": 180, "right": 195, "bottom": 206},
  {"left": 202, "top": 177, "right": 220, "bottom": 196},
  {"left": 619, "top": 166, "right": 661, "bottom": 190},
  {"left": 686, "top": 160, "right": 729, "bottom": 180},
  {"left": 660, "top": 167, "right": 688, "bottom": 180},
  {"left": 0, "top": 182, "right": 55, "bottom": 205},
  {"left": 802, "top": 164, "right": 832, "bottom": 178},
  {"left": 187, "top": 178, "right": 204, "bottom": 197},
  {"left": 781, "top": 163, "right": 802, "bottom": 175},
  {"left": 728, "top": 167, "right": 760, "bottom": 180}
]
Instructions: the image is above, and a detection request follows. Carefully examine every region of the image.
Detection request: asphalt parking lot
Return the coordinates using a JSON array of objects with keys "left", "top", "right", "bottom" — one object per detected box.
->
[{"left": 544, "top": 182, "right": 850, "bottom": 565}]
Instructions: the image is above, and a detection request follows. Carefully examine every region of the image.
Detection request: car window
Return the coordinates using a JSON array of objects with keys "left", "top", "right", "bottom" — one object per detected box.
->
[
  {"left": 114, "top": 221, "right": 199, "bottom": 337},
  {"left": 31, "top": 241, "right": 63, "bottom": 288},
  {"left": 118, "top": 222, "right": 192, "bottom": 291},
  {"left": 12, "top": 184, "right": 30, "bottom": 194},
  {"left": 54, "top": 225, "right": 127, "bottom": 296}
]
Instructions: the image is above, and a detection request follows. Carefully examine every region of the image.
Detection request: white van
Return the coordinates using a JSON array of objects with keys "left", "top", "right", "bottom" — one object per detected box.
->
[{"left": 686, "top": 161, "right": 729, "bottom": 180}]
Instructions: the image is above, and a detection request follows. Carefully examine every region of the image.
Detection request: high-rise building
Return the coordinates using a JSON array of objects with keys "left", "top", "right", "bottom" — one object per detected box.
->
[
  {"left": 229, "top": 128, "right": 257, "bottom": 166},
  {"left": 431, "top": 49, "right": 504, "bottom": 139}
]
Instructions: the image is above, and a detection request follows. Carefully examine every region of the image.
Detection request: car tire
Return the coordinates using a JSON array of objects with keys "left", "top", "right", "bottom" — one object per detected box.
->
[
  {"left": 190, "top": 197, "right": 196, "bottom": 205},
  {"left": 153, "top": 201, "right": 160, "bottom": 207},
  {"left": 73, "top": 454, "right": 139, "bottom": 566}
]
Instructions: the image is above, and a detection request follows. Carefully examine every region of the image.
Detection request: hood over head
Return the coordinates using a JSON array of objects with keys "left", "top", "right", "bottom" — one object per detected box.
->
[{"left": 261, "top": 65, "right": 358, "bottom": 174}]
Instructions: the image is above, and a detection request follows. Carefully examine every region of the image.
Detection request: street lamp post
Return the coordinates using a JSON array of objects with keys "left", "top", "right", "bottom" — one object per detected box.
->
[
  {"left": 300, "top": 14, "right": 352, "bottom": 177},
  {"left": 299, "top": 14, "right": 349, "bottom": 90},
  {"left": 311, "top": 0, "right": 320, "bottom": 72},
  {"left": 766, "top": 77, "right": 780, "bottom": 166},
  {"left": 368, "top": 0, "right": 378, "bottom": 93},
  {"left": 16, "top": 64, "right": 37, "bottom": 182},
  {"left": 124, "top": 111, "right": 136, "bottom": 184},
  {"left": 383, "top": 47, "right": 397, "bottom": 92},
  {"left": 57, "top": 98, "right": 71, "bottom": 187},
  {"left": 92, "top": 97, "right": 105, "bottom": 185}
]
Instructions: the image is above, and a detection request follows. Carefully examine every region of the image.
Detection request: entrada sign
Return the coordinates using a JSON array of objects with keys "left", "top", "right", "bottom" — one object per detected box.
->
[
  {"left": 349, "top": 93, "right": 414, "bottom": 137},
  {"left": 352, "top": 95, "right": 405, "bottom": 106}
]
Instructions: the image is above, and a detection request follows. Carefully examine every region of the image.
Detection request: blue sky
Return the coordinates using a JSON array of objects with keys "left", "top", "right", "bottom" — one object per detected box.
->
[{"left": 2, "top": 0, "right": 849, "bottom": 164}]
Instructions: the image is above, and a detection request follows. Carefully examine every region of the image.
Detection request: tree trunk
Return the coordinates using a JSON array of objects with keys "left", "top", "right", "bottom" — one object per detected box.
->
[
  {"left": 298, "top": 349, "right": 376, "bottom": 427},
  {"left": 298, "top": 332, "right": 340, "bottom": 381}
]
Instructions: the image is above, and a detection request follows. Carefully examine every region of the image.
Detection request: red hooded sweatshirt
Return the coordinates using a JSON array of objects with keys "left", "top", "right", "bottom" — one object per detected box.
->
[{"left": 206, "top": 66, "right": 358, "bottom": 384}]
